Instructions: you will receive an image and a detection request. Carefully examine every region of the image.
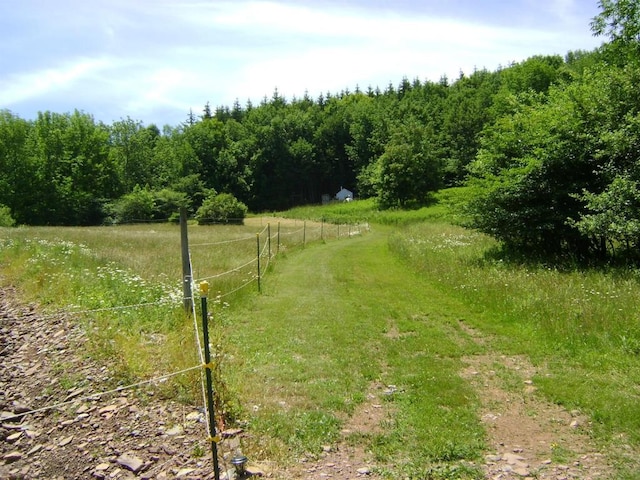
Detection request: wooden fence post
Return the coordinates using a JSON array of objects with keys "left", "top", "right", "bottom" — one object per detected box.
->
[{"left": 180, "top": 207, "right": 193, "bottom": 313}]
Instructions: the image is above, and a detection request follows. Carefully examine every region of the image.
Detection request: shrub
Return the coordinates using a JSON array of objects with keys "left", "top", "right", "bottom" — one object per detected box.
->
[
  {"left": 153, "top": 188, "right": 189, "bottom": 221},
  {"left": 0, "top": 204, "right": 16, "bottom": 227},
  {"left": 109, "top": 185, "right": 155, "bottom": 223},
  {"left": 196, "top": 192, "right": 248, "bottom": 225}
]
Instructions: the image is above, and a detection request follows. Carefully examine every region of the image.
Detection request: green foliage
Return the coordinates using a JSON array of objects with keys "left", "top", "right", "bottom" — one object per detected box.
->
[
  {"left": 107, "top": 186, "right": 189, "bottom": 223},
  {"left": 573, "top": 175, "right": 640, "bottom": 254},
  {"left": 374, "top": 120, "right": 443, "bottom": 208},
  {"left": 170, "top": 174, "right": 210, "bottom": 213},
  {"left": 466, "top": 58, "right": 640, "bottom": 260},
  {"left": 196, "top": 192, "right": 247, "bottom": 225},
  {"left": 109, "top": 185, "right": 156, "bottom": 223},
  {"left": 0, "top": 204, "right": 16, "bottom": 227},
  {"left": 1, "top": 3, "right": 638, "bottom": 260},
  {"left": 153, "top": 188, "right": 189, "bottom": 221},
  {"left": 591, "top": 0, "right": 640, "bottom": 46}
]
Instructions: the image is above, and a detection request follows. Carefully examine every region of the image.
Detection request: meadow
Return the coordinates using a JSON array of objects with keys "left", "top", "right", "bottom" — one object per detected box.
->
[{"left": 1, "top": 194, "right": 639, "bottom": 478}]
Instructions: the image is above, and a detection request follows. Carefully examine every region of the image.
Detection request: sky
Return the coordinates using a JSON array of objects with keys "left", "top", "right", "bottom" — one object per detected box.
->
[{"left": 0, "top": 0, "right": 605, "bottom": 127}]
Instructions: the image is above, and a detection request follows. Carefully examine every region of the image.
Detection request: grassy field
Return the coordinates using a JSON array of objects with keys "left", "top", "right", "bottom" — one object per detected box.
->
[{"left": 1, "top": 195, "right": 639, "bottom": 478}]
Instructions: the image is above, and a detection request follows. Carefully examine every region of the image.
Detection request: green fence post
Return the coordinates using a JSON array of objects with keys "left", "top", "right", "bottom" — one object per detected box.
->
[{"left": 199, "top": 281, "right": 220, "bottom": 480}]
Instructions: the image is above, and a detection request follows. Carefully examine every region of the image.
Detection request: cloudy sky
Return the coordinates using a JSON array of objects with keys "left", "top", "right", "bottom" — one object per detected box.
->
[{"left": 0, "top": 0, "right": 604, "bottom": 127}]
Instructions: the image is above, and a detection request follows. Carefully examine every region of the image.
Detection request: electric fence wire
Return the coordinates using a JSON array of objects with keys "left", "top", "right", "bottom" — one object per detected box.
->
[
  {"left": 37, "top": 298, "right": 176, "bottom": 320},
  {"left": 195, "top": 257, "right": 257, "bottom": 283},
  {"left": 216, "top": 276, "right": 258, "bottom": 300},
  {"left": 280, "top": 226, "right": 305, "bottom": 236},
  {"left": 2, "top": 364, "right": 203, "bottom": 423},
  {"left": 189, "top": 235, "right": 255, "bottom": 248},
  {"left": 3, "top": 221, "right": 363, "bottom": 475}
]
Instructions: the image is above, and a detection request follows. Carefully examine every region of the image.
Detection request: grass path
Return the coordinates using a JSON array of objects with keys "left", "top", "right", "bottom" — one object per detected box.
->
[
  {"left": 224, "top": 227, "right": 488, "bottom": 475},
  {"left": 222, "top": 227, "right": 623, "bottom": 478}
]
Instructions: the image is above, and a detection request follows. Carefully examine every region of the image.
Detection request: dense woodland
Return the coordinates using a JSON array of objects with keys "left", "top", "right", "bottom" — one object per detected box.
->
[{"left": 1, "top": 0, "right": 639, "bottom": 261}]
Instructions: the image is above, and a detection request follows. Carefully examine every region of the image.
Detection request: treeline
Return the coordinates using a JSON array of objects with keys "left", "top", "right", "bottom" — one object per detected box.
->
[
  {"left": 0, "top": 53, "right": 591, "bottom": 222},
  {"left": 1, "top": 1, "right": 638, "bottom": 261}
]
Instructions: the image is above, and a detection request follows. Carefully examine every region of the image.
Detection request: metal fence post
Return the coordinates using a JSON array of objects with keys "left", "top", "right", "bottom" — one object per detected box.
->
[{"left": 200, "top": 281, "right": 220, "bottom": 480}]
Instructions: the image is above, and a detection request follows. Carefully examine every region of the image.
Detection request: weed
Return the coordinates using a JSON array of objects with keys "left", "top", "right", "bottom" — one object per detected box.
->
[{"left": 191, "top": 442, "right": 206, "bottom": 458}]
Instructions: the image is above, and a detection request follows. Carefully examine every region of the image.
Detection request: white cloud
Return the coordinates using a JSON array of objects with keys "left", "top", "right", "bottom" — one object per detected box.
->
[
  {"left": 0, "top": 0, "right": 603, "bottom": 125},
  {"left": 0, "top": 58, "right": 112, "bottom": 106}
]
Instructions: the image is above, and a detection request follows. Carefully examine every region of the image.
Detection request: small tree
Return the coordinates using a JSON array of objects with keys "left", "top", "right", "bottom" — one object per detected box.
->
[
  {"left": 196, "top": 192, "right": 248, "bottom": 225},
  {"left": 153, "top": 188, "right": 188, "bottom": 221}
]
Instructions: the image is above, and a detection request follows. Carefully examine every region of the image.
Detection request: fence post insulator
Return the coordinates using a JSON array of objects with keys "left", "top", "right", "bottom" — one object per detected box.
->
[{"left": 200, "top": 281, "right": 209, "bottom": 297}]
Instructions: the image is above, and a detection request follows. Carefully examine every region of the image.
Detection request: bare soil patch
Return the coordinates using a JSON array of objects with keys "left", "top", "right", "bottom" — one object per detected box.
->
[
  {"left": 0, "top": 286, "right": 245, "bottom": 480},
  {"left": 459, "top": 322, "right": 615, "bottom": 479},
  {"left": 280, "top": 382, "right": 391, "bottom": 480}
]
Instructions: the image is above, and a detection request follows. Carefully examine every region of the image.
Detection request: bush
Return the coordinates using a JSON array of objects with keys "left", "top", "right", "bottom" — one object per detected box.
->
[
  {"left": 153, "top": 188, "right": 188, "bottom": 221},
  {"left": 109, "top": 185, "right": 155, "bottom": 223},
  {"left": 196, "top": 193, "right": 248, "bottom": 225},
  {"left": 0, "top": 204, "right": 16, "bottom": 227}
]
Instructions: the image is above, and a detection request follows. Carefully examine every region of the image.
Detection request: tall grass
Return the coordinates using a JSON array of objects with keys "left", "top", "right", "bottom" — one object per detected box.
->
[
  {"left": 388, "top": 221, "right": 640, "bottom": 474},
  {"left": 0, "top": 220, "right": 322, "bottom": 399},
  {"left": 283, "top": 188, "right": 473, "bottom": 226}
]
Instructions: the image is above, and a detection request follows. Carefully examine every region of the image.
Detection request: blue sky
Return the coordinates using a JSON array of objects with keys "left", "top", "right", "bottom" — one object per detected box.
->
[{"left": 0, "top": 0, "right": 604, "bottom": 127}]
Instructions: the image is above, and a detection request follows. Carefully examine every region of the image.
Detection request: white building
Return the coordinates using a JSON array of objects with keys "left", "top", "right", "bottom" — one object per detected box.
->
[{"left": 335, "top": 187, "right": 353, "bottom": 202}]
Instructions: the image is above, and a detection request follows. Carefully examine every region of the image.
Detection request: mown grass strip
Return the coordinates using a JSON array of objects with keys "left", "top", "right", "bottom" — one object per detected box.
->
[{"left": 221, "top": 228, "right": 486, "bottom": 475}]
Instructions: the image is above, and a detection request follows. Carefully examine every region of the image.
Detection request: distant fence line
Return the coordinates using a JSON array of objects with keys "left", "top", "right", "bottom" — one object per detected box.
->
[{"left": 183, "top": 214, "right": 370, "bottom": 305}]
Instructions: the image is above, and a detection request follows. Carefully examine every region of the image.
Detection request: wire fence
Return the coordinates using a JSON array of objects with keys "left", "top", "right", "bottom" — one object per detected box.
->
[{"left": 2, "top": 216, "right": 369, "bottom": 478}]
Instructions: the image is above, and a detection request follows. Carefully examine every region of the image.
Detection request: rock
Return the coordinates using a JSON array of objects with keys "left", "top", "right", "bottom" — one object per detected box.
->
[
  {"left": 99, "top": 405, "right": 118, "bottom": 415},
  {"left": 59, "top": 435, "right": 74, "bottom": 446},
  {"left": 117, "top": 454, "right": 145, "bottom": 473},
  {"left": 12, "top": 401, "right": 31, "bottom": 414},
  {"left": 64, "top": 388, "right": 85, "bottom": 402},
  {"left": 176, "top": 468, "right": 195, "bottom": 477},
  {"left": 27, "top": 445, "right": 43, "bottom": 455},
  {"left": 1, "top": 411, "right": 20, "bottom": 423},
  {"left": 357, "top": 466, "right": 371, "bottom": 475},
  {"left": 185, "top": 411, "right": 203, "bottom": 422},
  {"left": 95, "top": 463, "right": 111, "bottom": 471},
  {"left": 503, "top": 452, "right": 526, "bottom": 465},
  {"left": 3, "top": 451, "right": 23, "bottom": 463},
  {"left": 6, "top": 431, "right": 22, "bottom": 442},
  {"left": 165, "top": 425, "right": 184, "bottom": 436},
  {"left": 513, "top": 466, "right": 531, "bottom": 476},
  {"left": 246, "top": 465, "right": 265, "bottom": 477}
]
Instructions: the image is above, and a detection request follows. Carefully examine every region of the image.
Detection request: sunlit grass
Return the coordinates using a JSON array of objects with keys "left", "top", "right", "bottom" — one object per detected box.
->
[
  {"left": 388, "top": 220, "right": 640, "bottom": 473},
  {"left": 2, "top": 192, "right": 640, "bottom": 477},
  {"left": 0, "top": 221, "right": 317, "bottom": 396},
  {"left": 220, "top": 229, "right": 486, "bottom": 476}
]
